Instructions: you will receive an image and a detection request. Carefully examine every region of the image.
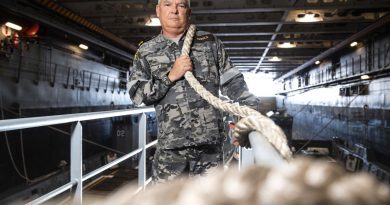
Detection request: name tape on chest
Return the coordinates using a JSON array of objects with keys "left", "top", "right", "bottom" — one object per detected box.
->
[{"left": 194, "top": 34, "right": 213, "bottom": 43}]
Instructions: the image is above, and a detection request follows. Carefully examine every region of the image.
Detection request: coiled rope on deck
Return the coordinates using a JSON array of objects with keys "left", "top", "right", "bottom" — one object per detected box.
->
[
  {"left": 98, "top": 158, "right": 390, "bottom": 205},
  {"left": 181, "top": 25, "right": 293, "bottom": 161}
]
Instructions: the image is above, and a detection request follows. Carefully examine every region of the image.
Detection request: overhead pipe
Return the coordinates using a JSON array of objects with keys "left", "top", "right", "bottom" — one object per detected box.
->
[
  {"left": 276, "top": 13, "right": 390, "bottom": 82},
  {"left": 31, "top": 0, "right": 137, "bottom": 53}
]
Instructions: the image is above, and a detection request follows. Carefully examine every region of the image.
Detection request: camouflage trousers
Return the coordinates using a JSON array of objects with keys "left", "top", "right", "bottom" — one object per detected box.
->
[{"left": 152, "top": 144, "right": 223, "bottom": 183}]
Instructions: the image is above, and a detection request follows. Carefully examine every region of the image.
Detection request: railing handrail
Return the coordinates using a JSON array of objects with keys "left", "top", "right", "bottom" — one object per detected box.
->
[
  {"left": 1, "top": 106, "right": 286, "bottom": 204},
  {"left": 0, "top": 107, "right": 156, "bottom": 205},
  {"left": 0, "top": 107, "right": 155, "bottom": 132}
]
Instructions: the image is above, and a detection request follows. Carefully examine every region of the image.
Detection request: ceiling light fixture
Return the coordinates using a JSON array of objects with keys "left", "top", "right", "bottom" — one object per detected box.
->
[
  {"left": 5, "top": 22, "right": 22, "bottom": 31},
  {"left": 315, "top": 60, "right": 321, "bottom": 65},
  {"left": 350, "top": 41, "right": 358, "bottom": 47},
  {"left": 79, "top": 44, "right": 88, "bottom": 50},
  {"left": 146, "top": 17, "right": 161, "bottom": 26},
  {"left": 269, "top": 56, "right": 282, "bottom": 62},
  {"left": 295, "top": 12, "right": 323, "bottom": 22},
  {"left": 277, "top": 42, "right": 296, "bottom": 48},
  {"left": 360, "top": 74, "right": 370, "bottom": 80}
]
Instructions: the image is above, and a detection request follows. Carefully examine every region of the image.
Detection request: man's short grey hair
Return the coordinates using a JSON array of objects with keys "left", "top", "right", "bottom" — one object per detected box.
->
[{"left": 158, "top": 0, "right": 191, "bottom": 7}]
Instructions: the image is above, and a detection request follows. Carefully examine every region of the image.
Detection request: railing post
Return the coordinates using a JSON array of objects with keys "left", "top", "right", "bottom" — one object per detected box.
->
[
  {"left": 71, "top": 121, "right": 83, "bottom": 205},
  {"left": 239, "top": 147, "right": 255, "bottom": 170},
  {"left": 238, "top": 146, "right": 242, "bottom": 171},
  {"left": 238, "top": 131, "right": 287, "bottom": 171},
  {"left": 248, "top": 131, "right": 286, "bottom": 168},
  {"left": 138, "top": 113, "right": 147, "bottom": 190}
]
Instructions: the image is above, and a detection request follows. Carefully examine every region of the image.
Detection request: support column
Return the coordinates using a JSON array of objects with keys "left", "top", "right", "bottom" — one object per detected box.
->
[
  {"left": 71, "top": 121, "right": 83, "bottom": 205},
  {"left": 138, "top": 113, "right": 147, "bottom": 189}
]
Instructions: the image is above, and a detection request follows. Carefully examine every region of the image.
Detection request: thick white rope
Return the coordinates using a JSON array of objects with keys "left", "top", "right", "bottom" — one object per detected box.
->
[
  {"left": 181, "top": 25, "right": 293, "bottom": 161},
  {"left": 92, "top": 25, "right": 390, "bottom": 205},
  {"left": 93, "top": 158, "right": 390, "bottom": 205}
]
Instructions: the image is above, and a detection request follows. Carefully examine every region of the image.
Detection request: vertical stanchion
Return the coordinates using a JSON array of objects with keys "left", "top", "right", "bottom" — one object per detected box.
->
[
  {"left": 378, "top": 46, "right": 381, "bottom": 69},
  {"left": 384, "top": 43, "right": 388, "bottom": 67},
  {"left": 248, "top": 131, "right": 286, "bottom": 167},
  {"left": 238, "top": 146, "right": 242, "bottom": 171},
  {"left": 71, "top": 122, "right": 83, "bottom": 205},
  {"left": 138, "top": 113, "right": 147, "bottom": 190}
]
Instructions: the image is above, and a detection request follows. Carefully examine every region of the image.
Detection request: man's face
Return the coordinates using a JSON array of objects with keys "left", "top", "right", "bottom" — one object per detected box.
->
[{"left": 156, "top": 0, "right": 191, "bottom": 33}]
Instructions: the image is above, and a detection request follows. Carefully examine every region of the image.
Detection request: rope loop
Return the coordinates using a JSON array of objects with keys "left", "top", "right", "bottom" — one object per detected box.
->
[{"left": 181, "top": 25, "right": 292, "bottom": 161}]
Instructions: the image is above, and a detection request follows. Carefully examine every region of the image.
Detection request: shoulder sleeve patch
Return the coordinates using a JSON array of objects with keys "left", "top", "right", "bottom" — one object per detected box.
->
[{"left": 134, "top": 51, "right": 139, "bottom": 61}]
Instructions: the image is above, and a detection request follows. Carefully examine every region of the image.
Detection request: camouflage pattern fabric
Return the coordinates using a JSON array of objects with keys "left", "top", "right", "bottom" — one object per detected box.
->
[
  {"left": 152, "top": 144, "right": 222, "bottom": 183},
  {"left": 128, "top": 29, "right": 258, "bottom": 179}
]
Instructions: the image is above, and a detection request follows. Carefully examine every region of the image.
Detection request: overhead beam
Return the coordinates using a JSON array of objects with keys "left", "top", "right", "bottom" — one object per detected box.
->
[
  {"left": 197, "top": 20, "right": 373, "bottom": 27},
  {"left": 225, "top": 46, "right": 331, "bottom": 50},
  {"left": 111, "top": 27, "right": 358, "bottom": 38},
  {"left": 227, "top": 50, "right": 323, "bottom": 57},
  {"left": 232, "top": 60, "right": 303, "bottom": 64},
  {"left": 275, "top": 13, "right": 390, "bottom": 81},
  {"left": 31, "top": 0, "right": 137, "bottom": 53},
  {"left": 104, "top": 19, "right": 373, "bottom": 29},
  {"left": 214, "top": 30, "right": 356, "bottom": 36},
  {"left": 236, "top": 67, "right": 292, "bottom": 72},
  {"left": 69, "top": 3, "right": 390, "bottom": 17},
  {"left": 254, "top": 8, "right": 291, "bottom": 73},
  {"left": 192, "top": 5, "right": 390, "bottom": 14},
  {"left": 230, "top": 56, "right": 261, "bottom": 59},
  {"left": 230, "top": 56, "right": 314, "bottom": 59},
  {"left": 221, "top": 38, "right": 343, "bottom": 43},
  {"left": 234, "top": 62, "right": 296, "bottom": 65},
  {"left": 236, "top": 65, "right": 293, "bottom": 68},
  {"left": 0, "top": 0, "right": 134, "bottom": 58},
  {"left": 114, "top": 29, "right": 357, "bottom": 38}
]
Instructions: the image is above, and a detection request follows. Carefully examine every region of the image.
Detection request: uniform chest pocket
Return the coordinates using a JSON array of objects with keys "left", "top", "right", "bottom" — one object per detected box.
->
[
  {"left": 145, "top": 54, "right": 174, "bottom": 78},
  {"left": 191, "top": 46, "right": 218, "bottom": 83}
]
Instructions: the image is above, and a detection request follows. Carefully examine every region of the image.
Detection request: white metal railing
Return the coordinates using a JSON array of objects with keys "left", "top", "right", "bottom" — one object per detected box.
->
[
  {"left": 0, "top": 106, "right": 288, "bottom": 204},
  {"left": 0, "top": 107, "right": 156, "bottom": 205}
]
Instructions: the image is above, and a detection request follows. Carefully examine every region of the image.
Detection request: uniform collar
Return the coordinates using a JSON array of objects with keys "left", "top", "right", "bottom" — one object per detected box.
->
[{"left": 157, "top": 29, "right": 188, "bottom": 46}]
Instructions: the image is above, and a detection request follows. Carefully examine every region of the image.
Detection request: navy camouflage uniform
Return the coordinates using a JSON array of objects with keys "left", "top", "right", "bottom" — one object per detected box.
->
[{"left": 128, "top": 29, "right": 258, "bottom": 182}]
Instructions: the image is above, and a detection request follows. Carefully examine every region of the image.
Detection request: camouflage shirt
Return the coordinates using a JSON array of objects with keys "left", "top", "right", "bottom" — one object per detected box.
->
[{"left": 128, "top": 29, "right": 258, "bottom": 149}]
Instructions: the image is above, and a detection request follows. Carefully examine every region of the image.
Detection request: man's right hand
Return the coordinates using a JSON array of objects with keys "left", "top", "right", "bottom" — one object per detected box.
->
[{"left": 168, "top": 55, "right": 193, "bottom": 82}]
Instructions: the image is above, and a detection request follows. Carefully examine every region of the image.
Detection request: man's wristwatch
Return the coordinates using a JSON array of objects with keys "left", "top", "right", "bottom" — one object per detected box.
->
[{"left": 161, "top": 73, "right": 174, "bottom": 87}]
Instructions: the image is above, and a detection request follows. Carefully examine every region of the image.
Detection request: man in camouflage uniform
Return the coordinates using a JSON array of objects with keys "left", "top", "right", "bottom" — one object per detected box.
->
[{"left": 128, "top": 0, "right": 259, "bottom": 183}]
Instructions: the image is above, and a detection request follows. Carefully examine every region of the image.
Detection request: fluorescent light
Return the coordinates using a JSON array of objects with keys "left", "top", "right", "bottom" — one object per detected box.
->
[
  {"left": 269, "top": 56, "right": 282, "bottom": 62},
  {"left": 79, "top": 44, "right": 88, "bottom": 50},
  {"left": 295, "top": 12, "right": 323, "bottom": 22},
  {"left": 277, "top": 42, "right": 296, "bottom": 48},
  {"left": 146, "top": 17, "right": 161, "bottom": 26},
  {"left": 266, "top": 111, "right": 275, "bottom": 117},
  {"left": 5, "top": 22, "right": 22, "bottom": 31},
  {"left": 360, "top": 75, "right": 370, "bottom": 80},
  {"left": 315, "top": 60, "right": 321, "bottom": 65},
  {"left": 350, "top": 41, "right": 358, "bottom": 47}
]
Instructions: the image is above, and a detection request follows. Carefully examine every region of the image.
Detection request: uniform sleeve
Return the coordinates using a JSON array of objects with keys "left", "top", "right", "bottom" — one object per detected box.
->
[
  {"left": 128, "top": 51, "right": 172, "bottom": 106},
  {"left": 215, "top": 37, "right": 260, "bottom": 110}
]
